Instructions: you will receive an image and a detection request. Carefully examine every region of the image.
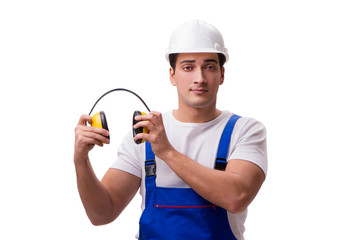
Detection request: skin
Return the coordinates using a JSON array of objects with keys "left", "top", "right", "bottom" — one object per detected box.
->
[
  {"left": 74, "top": 52, "right": 265, "bottom": 226},
  {"left": 74, "top": 115, "right": 140, "bottom": 225}
]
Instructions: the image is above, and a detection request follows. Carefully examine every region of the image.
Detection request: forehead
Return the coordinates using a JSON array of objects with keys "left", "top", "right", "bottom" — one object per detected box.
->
[{"left": 176, "top": 52, "right": 219, "bottom": 64}]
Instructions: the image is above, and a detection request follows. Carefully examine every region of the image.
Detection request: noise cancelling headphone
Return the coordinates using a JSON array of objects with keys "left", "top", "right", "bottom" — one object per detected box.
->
[{"left": 88, "top": 88, "right": 151, "bottom": 144}]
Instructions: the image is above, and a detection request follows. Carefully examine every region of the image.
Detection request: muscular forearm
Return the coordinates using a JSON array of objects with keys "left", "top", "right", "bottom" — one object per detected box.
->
[
  {"left": 161, "top": 150, "right": 251, "bottom": 213},
  {"left": 133, "top": 112, "right": 264, "bottom": 213},
  {"left": 74, "top": 157, "right": 114, "bottom": 225}
]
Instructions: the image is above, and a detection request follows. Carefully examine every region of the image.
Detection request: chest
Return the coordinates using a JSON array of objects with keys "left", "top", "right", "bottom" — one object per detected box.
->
[{"left": 154, "top": 123, "right": 225, "bottom": 188}]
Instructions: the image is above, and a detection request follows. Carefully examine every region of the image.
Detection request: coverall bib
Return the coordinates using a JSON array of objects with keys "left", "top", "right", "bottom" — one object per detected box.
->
[{"left": 139, "top": 115, "right": 241, "bottom": 240}]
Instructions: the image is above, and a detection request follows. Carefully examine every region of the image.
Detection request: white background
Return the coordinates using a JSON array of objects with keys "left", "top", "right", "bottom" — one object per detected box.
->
[{"left": 1, "top": 0, "right": 359, "bottom": 239}]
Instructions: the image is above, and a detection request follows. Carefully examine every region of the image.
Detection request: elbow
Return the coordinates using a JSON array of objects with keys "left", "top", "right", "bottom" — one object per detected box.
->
[
  {"left": 89, "top": 216, "right": 114, "bottom": 226},
  {"left": 88, "top": 216, "right": 107, "bottom": 226},
  {"left": 90, "top": 218, "right": 107, "bottom": 226},
  {"left": 90, "top": 220, "right": 102, "bottom": 226},
  {"left": 87, "top": 212, "right": 115, "bottom": 226},
  {"left": 226, "top": 200, "right": 247, "bottom": 214},
  {"left": 225, "top": 191, "right": 252, "bottom": 214}
]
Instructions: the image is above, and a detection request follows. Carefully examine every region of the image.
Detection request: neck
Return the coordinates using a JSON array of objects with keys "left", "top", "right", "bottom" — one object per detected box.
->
[{"left": 173, "top": 104, "right": 222, "bottom": 123}]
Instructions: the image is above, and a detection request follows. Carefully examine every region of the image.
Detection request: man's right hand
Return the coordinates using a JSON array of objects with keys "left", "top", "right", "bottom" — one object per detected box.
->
[{"left": 74, "top": 114, "right": 110, "bottom": 164}]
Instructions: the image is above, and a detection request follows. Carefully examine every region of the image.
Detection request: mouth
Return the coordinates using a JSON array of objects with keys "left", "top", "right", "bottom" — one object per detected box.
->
[{"left": 191, "top": 88, "right": 208, "bottom": 94}]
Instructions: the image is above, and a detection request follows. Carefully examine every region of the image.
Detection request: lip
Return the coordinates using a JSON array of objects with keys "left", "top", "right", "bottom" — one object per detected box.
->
[{"left": 191, "top": 88, "right": 208, "bottom": 94}]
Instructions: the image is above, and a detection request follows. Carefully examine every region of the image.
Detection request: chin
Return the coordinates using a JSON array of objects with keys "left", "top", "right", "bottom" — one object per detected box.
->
[
  {"left": 189, "top": 100, "right": 215, "bottom": 109},
  {"left": 179, "top": 94, "right": 216, "bottom": 109}
]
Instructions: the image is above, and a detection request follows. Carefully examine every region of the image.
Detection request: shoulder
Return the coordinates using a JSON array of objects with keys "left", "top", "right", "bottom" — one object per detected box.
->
[
  {"left": 232, "top": 116, "right": 267, "bottom": 151},
  {"left": 221, "top": 112, "right": 266, "bottom": 134},
  {"left": 235, "top": 116, "right": 266, "bottom": 134},
  {"left": 227, "top": 114, "right": 268, "bottom": 175}
]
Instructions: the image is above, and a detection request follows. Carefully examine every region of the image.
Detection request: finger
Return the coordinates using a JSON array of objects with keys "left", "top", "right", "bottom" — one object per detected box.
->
[
  {"left": 134, "top": 111, "right": 161, "bottom": 122},
  {"left": 134, "top": 114, "right": 149, "bottom": 121},
  {"left": 76, "top": 124, "right": 109, "bottom": 138},
  {"left": 133, "top": 132, "right": 149, "bottom": 143},
  {"left": 135, "top": 112, "right": 162, "bottom": 126},
  {"left": 149, "top": 111, "right": 163, "bottom": 124},
  {"left": 78, "top": 133, "right": 107, "bottom": 147},
  {"left": 90, "top": 126, "right": 110, "bottom": 137},
  {"left": 133, "top": 120, "right": 154, "bottom": 131},
  {"left": 82, "top": 131, "right": 110, "bottom": 144},
  {"left": 81, "top": 135, "right": 105, "bottom": 147},
  {"left": 75, "top": 129, "right": 105, "bottom": 147},
  {"left": 75, "top": 125, "right": 110, "bottom": 144},
  {"left": 78, "top": 114, "right": 92, "bottom": 126}
]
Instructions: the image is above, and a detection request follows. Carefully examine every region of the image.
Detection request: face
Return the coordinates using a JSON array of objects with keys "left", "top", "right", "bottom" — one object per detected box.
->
[{"left": 169, "top": 53, "right": 225, "bottom": 110}]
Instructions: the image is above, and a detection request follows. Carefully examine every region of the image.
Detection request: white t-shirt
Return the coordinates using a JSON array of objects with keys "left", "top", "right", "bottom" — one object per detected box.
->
[{"left": 111, "top": 110, "right": 267, "bottom": 239}]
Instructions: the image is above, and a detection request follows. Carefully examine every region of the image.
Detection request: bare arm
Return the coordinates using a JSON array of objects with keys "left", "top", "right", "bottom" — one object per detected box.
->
[
  {"left": 134, "top": 112, "right": 265, "bottom": 213},
  {"left": 156, "top": 151, "right": 264, "bottom": 213},
  {"left": 74, "top": 115, "right": 140, "bottom": 225}
]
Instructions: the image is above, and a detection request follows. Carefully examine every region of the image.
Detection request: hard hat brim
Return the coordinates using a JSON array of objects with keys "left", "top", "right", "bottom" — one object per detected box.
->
[{"left": 165, "top": 49, "right": 229, "bottom": 63}]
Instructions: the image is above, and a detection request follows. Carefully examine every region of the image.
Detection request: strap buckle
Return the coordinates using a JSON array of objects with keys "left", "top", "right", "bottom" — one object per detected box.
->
[
  {"left": 215, "top": 158, "right": 227, "bottom": 171},
  {"left": 145, "top": 160, "right": 156, "bottom": 177}
]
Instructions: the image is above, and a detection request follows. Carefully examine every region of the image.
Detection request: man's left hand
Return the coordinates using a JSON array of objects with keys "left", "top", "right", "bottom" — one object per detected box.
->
[{"left": 133, "top": 111, "right": 175, "bottom": 159}]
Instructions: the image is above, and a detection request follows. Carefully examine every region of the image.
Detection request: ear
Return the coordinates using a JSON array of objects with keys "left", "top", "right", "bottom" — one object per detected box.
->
[
  {"left": 220, "top": 67, "right": 225, "bottom": 85},
  {"left": 169, "top": 67, "right": 177, "bottom": 86}
]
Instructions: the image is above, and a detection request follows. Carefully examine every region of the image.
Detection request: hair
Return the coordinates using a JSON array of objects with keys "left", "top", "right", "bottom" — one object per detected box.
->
[{"left": 169, "top": 53, "right": 226, "bottom": 73}]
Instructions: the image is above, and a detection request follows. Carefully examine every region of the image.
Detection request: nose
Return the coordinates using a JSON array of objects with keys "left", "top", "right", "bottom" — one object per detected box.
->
[{"left": 193, "top": 68, "right": 207, "bottom": 85}]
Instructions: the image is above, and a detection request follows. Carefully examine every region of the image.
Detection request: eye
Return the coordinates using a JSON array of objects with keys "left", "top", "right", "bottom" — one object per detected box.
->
[
  {"left": 183, "top": 66, "right": 193, "bottom": 71},
  {"left": 205, "top": 65, "right": 217, "bottom": 71}
]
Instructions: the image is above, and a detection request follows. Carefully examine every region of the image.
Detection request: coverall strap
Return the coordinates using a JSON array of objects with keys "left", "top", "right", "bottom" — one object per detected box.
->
[
  {"left": 145, "top": 141, "right": 156, "bottom": 208},
  {"left": 214, "top": 114, "right": 242, "bottom": 170}
]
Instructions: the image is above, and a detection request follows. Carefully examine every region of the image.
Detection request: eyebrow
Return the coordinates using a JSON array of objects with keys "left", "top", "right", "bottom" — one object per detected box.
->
[
  {"left": 179, "top": 59, "right": 218, "bottom": 64},
  {"left": 204, "top": 59, "right": 218, "bottom": 64},
  {"left": 179, "top": 60, "right": 195, "bottom": 64}
]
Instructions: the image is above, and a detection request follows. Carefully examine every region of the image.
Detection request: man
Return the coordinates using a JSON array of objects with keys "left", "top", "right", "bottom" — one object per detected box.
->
[{"left": 74, "top": 20, "right": 267, "bottom": 239}]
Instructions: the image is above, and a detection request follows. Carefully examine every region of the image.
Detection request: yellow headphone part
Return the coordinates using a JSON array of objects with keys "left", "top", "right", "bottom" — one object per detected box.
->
[{"left": 91, "top": 111, "right": 110, "bottom": 143}]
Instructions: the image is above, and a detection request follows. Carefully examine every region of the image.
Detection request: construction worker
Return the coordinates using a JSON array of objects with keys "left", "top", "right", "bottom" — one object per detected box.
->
[{"left": 74, "top": 20, "right": 267, "bottom": 239}]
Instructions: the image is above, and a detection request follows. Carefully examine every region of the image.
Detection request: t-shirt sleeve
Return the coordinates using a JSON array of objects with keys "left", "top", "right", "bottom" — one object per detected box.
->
[
  {"left": 110, "top": 131, "right": 142, "bottom": 178},
  {"left": 228, "top": 117, "right": 268, "bottom": 176}
]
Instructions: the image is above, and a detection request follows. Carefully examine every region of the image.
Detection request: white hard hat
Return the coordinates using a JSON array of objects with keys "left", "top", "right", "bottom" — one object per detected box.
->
[{"left": 166, "top": 20, "right": 229, "bottom": 62}]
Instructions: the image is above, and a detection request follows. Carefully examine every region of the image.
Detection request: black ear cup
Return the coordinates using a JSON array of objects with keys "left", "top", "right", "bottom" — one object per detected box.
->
[
  {"left": 99, "top": 111, "right": 109, "bottom": 132},
  {"left": 133, "top": 110, "right": 149, "bottom": 144},
  {"left": 91, "top": 111, "right": 110, "bottom": 141}
]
